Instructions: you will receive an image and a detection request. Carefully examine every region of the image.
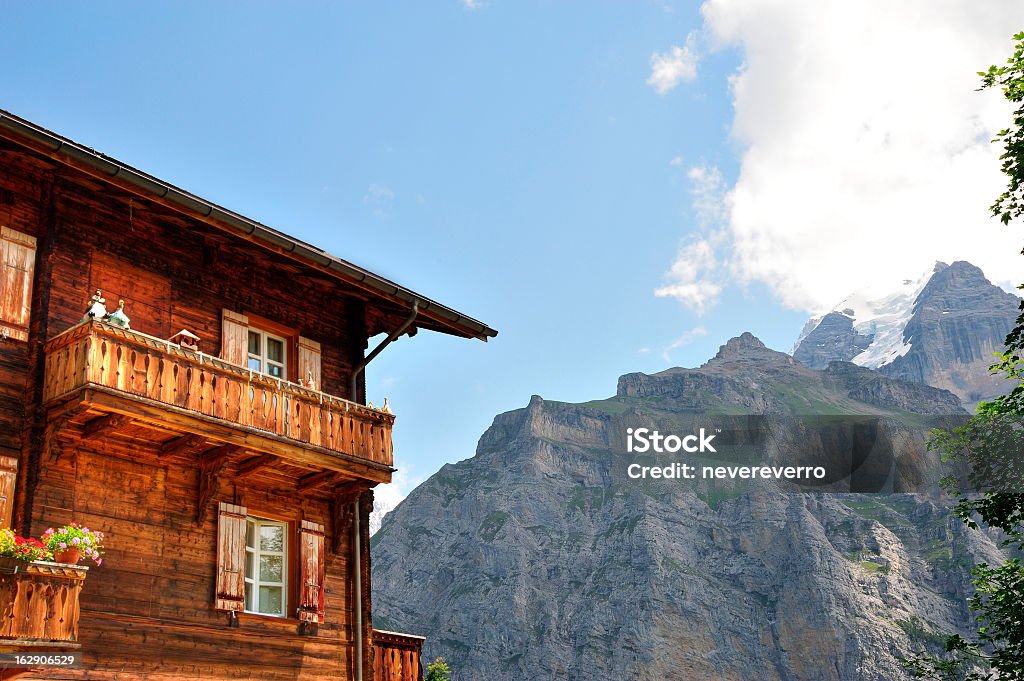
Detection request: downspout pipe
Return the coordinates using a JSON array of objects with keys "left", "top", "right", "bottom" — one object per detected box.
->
[
  {"left": 350, "top": 301, "right": 419, "bottom": 402},
  {"left": 354, "top": 497, "right": 364, "bottom": 681},
  {"left": 350, "top": 304, "right": 419, "bottom": 677}
]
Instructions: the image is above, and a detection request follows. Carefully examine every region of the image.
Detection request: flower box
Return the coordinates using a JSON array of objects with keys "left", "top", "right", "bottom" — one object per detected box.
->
[{"left": 0, "top": 559, "right": 88, "bottom": 643}]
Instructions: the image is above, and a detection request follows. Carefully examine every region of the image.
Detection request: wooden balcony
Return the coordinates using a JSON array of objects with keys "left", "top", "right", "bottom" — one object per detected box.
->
[
  {"left": 42, "top": 321, "right": 395, "bottom": 482},
  {"left": 0, "top": 559, "right": 87, "bottom": 646},
  {"left": 372, "top": 629, "right": 424, "bottom": 681}
]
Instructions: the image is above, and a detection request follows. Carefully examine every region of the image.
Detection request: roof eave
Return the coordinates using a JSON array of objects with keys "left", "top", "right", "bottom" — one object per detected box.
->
[{"left": 0, "top": 109, "right": 497, "bottom": 342}]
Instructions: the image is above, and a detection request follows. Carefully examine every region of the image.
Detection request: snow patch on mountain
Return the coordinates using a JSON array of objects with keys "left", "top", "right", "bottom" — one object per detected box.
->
[
  {"left": 370, "top": 468, "right": 425, "bottom": 535},
  {"left": 370, "top": 497, "right": 398, "bottom": 536},
  {"left": 795, "top": 264, "right": 941, "bottom": 369}
]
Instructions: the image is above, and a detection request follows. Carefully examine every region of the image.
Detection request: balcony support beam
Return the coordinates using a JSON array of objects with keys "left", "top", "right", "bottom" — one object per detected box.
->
[
  {"left": 82, "top": 413, "right": 131, "bottom": 438},
  {"left": 74, "top": 388, "right": 392, "bottom": 483},
  {"left": 159, "top": 434, "right": 206, "bottom": 459},
  {"left": 235, "top": 454, "right": 278, "bottom": 479},
  {"left": 199, "top": 444, "right": 243, "bottom": 465},
  {"left": 196, "top": 445, "right": 241, "bottom": 525},
  {"left": 297, "top": 470, "right": 337, "bottom": 492},
  {"left": 330, "top": 481, "right": 365, "bottom": 553}
]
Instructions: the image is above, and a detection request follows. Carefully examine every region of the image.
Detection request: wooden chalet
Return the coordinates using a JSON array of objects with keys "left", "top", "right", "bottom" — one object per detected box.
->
[{"left": 0, "top": 109, "right": 496, "bottom": 680}]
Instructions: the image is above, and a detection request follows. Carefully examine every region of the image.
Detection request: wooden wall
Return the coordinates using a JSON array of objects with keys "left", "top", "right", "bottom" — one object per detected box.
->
[
  {"left": 0, "top": 145, "right": 52, "bottom": 538},
  {"left": 44, "top": 181, "right": 368, "bottom": 400},
  {"left": 0, "top": 149, "right": 43, "bottom": 456},
  {"left": 27, "top": 423, "right": 367, "bottom": 680},
  {"left": 0, "top": 145, "right": 390, "bottom": 679}
]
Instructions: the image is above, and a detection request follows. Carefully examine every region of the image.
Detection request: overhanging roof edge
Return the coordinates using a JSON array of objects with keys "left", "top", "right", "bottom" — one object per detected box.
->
[{"left": 0, "top": 109, "right": 497, "bottom": 341}]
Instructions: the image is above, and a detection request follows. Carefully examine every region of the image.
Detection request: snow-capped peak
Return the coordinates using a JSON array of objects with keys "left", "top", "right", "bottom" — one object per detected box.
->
[{"left": 795, "top": 263, "right": 944, "bottom": 369}]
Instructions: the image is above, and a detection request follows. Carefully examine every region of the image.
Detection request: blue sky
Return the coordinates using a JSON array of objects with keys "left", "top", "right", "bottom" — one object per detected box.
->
[{"left": 5, "top": 1, "right": 1024, "bottom": 506}]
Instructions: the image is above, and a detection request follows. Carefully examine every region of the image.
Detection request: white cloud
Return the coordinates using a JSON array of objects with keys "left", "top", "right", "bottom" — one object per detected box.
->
[
  {"left": 363, "top": 183, "right": 394, "bottom": 203},
  {"left": 669, "top": 155, "right": 684, "bottom": 166},
  {"left": 462, "top": 0, "right": 483, "bottom": 9},
  {"left": 655, "top": 237, "right": 723, "bottom": 314},
  {"left": 688, "top": 0, "right": 1024, "bottom": 312},
  {"left": 686, "top": 163, "right": 728, "bottom": 229},
  {"left": 363, "top": 183, "right": 395, "bottom": 217},
  {"left": 655, "top": 163, "right": 729, "bottom": 313},
  {"left": 647, "top": 32, "right": 701, "bottom": 94},
  {"left": 663, "top": 326, "right": 708, "bottom": 362}
]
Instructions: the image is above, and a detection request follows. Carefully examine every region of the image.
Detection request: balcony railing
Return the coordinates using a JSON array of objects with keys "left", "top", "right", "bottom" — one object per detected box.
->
[
  {"left": 0, "top": 559, "right": 87, "bottom": 645},
  {"left": 43, "top": 321, "right": 394, "bottom": 467},
  {"left": 372, "top": 629, "right": 424, "bottom": 681}
]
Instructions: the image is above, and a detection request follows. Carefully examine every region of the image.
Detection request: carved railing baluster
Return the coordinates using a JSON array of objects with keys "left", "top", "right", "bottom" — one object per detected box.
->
[{"left": 0, "top": 560, "right": 87, "bottom": 643}]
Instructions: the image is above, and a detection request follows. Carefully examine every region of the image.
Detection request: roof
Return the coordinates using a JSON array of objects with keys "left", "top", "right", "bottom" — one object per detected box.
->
[{"left": 0, "top": 109, "right": 497, "bottom": 341}]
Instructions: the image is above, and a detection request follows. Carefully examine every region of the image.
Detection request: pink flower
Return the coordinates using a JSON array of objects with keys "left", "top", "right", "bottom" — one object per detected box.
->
[
  {"left": 71, "top": 537, "right": 81, "bottom": 545},
  {"left": 58, "top": 542, "right": 67, "bottom": 549}
]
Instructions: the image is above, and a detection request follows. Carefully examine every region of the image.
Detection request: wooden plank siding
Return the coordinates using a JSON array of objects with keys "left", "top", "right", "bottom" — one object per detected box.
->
[
  {"left": 0, "top": 147, "right": 43, "bottom": 467},
  {"left": 25, "top": 424, "right": 368, "bottom": 680},
  {"left": 0, "top": 136, "right": 414, "bottom": 679}
]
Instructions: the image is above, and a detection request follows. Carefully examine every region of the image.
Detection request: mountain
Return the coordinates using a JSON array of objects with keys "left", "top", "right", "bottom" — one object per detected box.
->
[
  {"left": 371, "top": 334, "right": 998, "bottom": 681},
  {"left": 370, "top": 495, "right": 398, "bottom": 535},
  {"left": 793, "top": 261, "right": 1021, "bottom": 407}
]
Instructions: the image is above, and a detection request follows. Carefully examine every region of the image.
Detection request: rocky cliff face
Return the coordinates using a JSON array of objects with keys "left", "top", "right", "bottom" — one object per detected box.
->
[
  {"left": 793, "top": 261, "right": 1021, "bottom": 408},
  {"left": 793, "top": 312, "right": 874, "bottom": 368},
  {"left": 882, "top": 262, "right": 1020, "bottom": 407},
  {"left": 371, "top": 335, "right": 997, "bottom": 681}
]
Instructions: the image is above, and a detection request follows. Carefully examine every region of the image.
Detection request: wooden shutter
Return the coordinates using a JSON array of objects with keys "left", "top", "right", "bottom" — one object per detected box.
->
[
  {"left": 297, "top": 519, "right": 326, "bottom": 623},
  {"left": 0, "top": 228, "right": 36, "bottom": 342},
  {"left": 220, "top": 310, "right": 248, "bottom": 367},
  {"left": 0, "top": 456, "right": 17, "bottom": 529},
  {"left": 215, "top": 502, "right": 247, "bottom": 612},
  {"left": 297, "top": 337, "right": 322, "bottom": 389}
]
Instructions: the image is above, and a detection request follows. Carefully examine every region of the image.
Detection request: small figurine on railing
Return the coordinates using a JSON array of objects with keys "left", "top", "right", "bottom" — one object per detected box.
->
[
  {"left": 105, "top": 299, "right": 131, "bottom": 330},
  {"left": 81, "top": 289, "right": 108, "bottom": 322},
  {"left": 299, "top": 370, "right": 318, "bottom": 391},
  {"left": 381, "top": 397, "right": 392, "bottom": 414}
]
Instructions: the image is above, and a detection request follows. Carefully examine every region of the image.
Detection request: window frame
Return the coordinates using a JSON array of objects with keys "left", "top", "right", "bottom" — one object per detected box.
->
[
  {"left": 243, "top": 516, "right": 289, "bottom": 618},
  {"left": 246, "top": 328, "right": 288, "bottom": 380}
]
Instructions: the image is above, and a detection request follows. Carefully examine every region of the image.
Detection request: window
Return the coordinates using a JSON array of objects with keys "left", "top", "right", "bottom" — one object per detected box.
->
[
  {"left": 244, "top": 517, "right": 287, "bottom": 616},
  {"left": 247, "top": 329, "right": 287, "bottom": 378},
  {"left": 215, "top": 502, "right": 325, "bottom": 623},
  {"left": 220, "top": 310, "right": 321, "bottom": 388}
]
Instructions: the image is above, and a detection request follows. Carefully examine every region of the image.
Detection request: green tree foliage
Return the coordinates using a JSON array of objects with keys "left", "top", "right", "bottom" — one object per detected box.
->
[
  {"left": 982, "top": 31, "right": 1024, "bottom": 226},
  {"left": 905, "top": 412, "right": 1024, "bottom": 679},
  {"left": 903, "top": 31, "right": 1024, "bottom": 681},
  {"left": 425, "top": 656, "right": 451, "bottom": 681}
]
